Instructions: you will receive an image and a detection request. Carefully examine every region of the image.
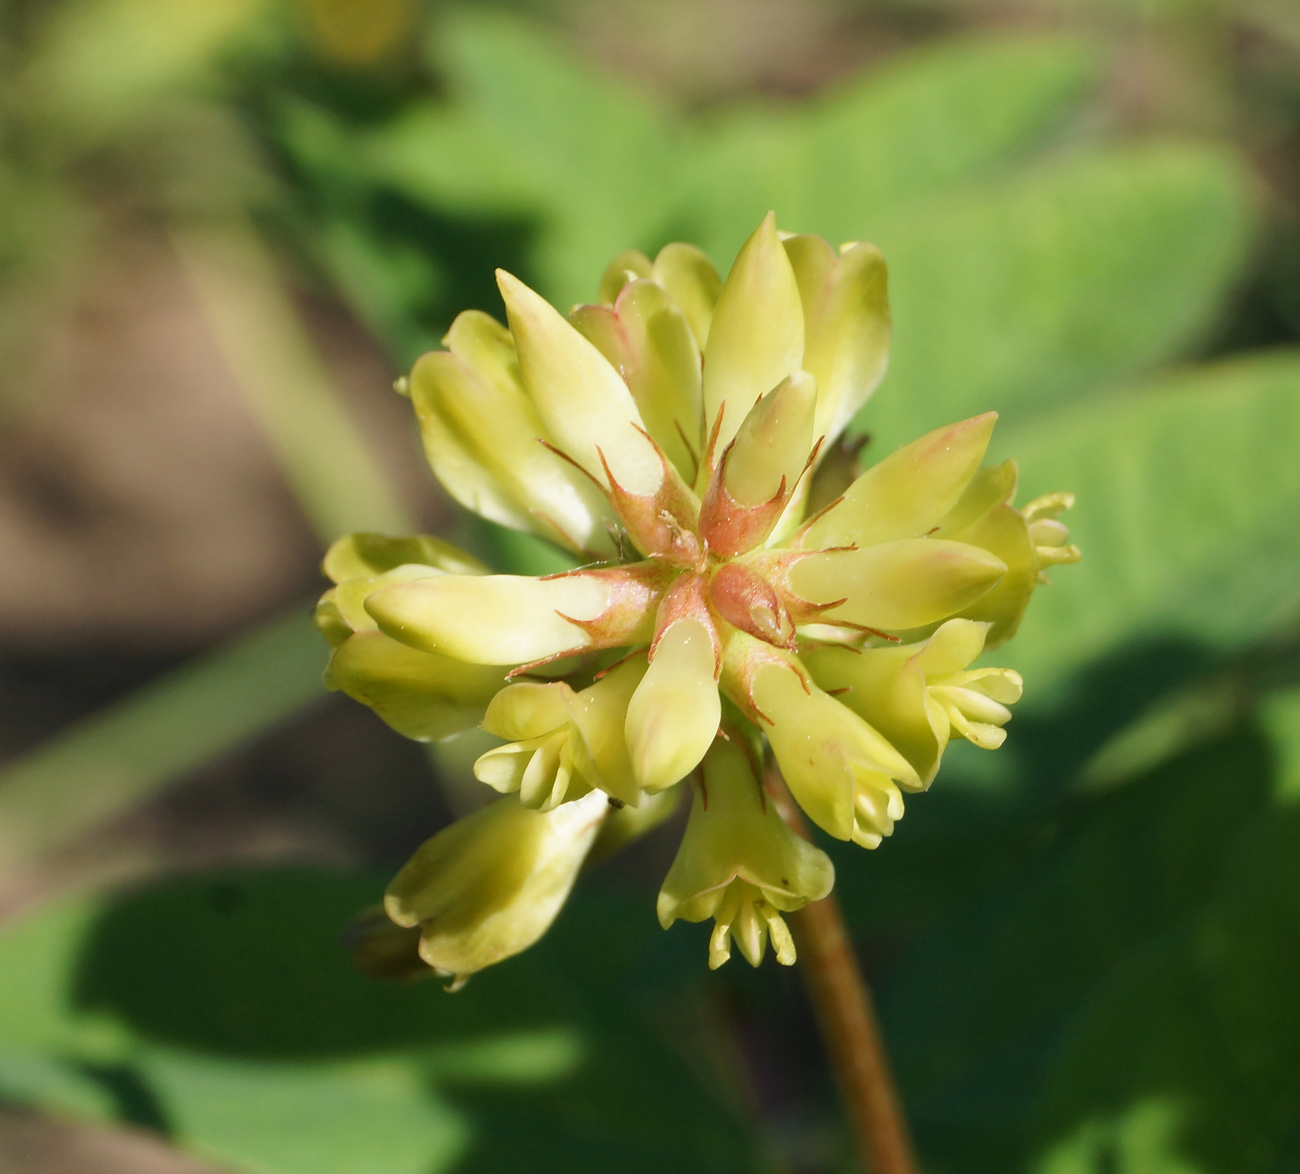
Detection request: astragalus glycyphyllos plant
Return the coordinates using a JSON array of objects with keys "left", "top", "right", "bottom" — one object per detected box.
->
[{"left": 317, "top": 213, "right": 1078, "bottom": 987}]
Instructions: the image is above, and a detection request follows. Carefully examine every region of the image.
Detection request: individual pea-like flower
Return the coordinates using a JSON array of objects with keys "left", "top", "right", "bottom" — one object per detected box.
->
[
  {"left": 658, "top": 738, "right": 834, "bottom": 969},
  {"left": 320, "top": 213, "right": 1078, "bottom": 978},
  {"left": 473, "top": 656, "right": 647, "bottom": 810},
  {"left": 802, "top": 618, "right": 1023, "bottom": 788}
]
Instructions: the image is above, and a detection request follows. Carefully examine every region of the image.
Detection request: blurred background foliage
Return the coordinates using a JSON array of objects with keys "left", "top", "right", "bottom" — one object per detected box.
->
[{"left": 0, "top": 0, "right": 1297, "bottom": 1171}]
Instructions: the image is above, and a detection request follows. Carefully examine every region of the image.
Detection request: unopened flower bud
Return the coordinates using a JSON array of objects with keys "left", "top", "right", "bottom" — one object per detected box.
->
[
  {"left": 731, "top": 638, "right": 918, "bottom": 847},
  {"left": 723, "top": 371, "right": 818, "bottom": 508},
  {"left": 385, "top": 790, "right": 608, "bottom": 988},
  {"left": 626, "top": 616, "right": 720, "bottom": 793},
  {"left": 702, "top": 213, "right": 805, "bottom": 457},
  {"left": 804, "top": 618, "right": 1022, "bottom": 786}
]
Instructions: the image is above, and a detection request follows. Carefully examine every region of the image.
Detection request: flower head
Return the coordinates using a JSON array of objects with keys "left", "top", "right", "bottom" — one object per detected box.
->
[{"left": 322, "top": 214, "right": 1077, "bottom": 978}]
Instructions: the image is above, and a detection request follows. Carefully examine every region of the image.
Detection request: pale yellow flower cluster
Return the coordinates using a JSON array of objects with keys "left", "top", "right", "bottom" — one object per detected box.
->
[{"left": 317, "top": 215, "right": 1078, "bottom": 984}]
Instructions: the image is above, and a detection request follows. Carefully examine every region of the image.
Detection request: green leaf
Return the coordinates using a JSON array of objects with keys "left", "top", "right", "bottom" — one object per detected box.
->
[
  {"left": 27, "top": 0, "right": 272, "bottom": 140},
  {"left": 370, "top": 10, "right": 679, "bottom": 307},
  {"left": 865, "top": 142, "right": 1256, "bottom": 450},
  {"left": 875, "top": 722, "right": 1295, "bottom": 1172},
  {"left": 1262, "top": 686, "right": 1300, "bottom": 803},
  {"left": 0, "top": 868, "right": 756, "bottom": 1173},
  {"left": 687, "top": 33, "right": 1102, "bottom": 265},
  {"left": 147, "top": 1052, "right": 470, "bottom": 1174},
  {"left": 999, "top": 350, "right": 1300, "bottom": 691},
  {"left": 1032, "top": 804, "right": 1300, "bottom": 1173}
]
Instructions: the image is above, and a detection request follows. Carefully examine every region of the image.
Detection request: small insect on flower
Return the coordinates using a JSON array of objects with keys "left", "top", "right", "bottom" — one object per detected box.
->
[{"left": 321, "top": 214, "right": 1079, "bottom": 985}]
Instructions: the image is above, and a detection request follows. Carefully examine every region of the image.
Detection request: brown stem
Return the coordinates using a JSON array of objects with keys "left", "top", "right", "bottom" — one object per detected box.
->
[{"left": 769, "top": 768, "right": 919, "bottom": 1174}]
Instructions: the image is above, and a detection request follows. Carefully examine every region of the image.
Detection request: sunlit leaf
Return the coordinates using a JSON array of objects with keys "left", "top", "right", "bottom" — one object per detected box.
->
[
  {"left": 866, "top": 142, "right": 1255, "bottom": 449},
  {"left": 1000, "top": 350, "right": 1300, "bottom": 690},
  {"left": 687, "top": 33, "right": 1102, "bottom": 264}
]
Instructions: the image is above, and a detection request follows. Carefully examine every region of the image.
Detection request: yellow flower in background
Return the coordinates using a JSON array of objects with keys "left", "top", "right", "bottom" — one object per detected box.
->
[{"left": 319, "top": 213, "right": 1078, "bottom": 978}]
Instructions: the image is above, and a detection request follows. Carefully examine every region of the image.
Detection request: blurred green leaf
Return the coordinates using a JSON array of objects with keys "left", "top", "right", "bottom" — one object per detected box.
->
[
  {"left": 1031, "top": 803, "right": 1300, "bottom": 1173},
  {"left": 148, "top": 1052, "right": 469, "bottom": 1174},
  {"left": 1001, "top": 350, "right": 1300, "bottom": 691},
  {"left": 0, "top": 868, "right": 757, "bottom": 1173},
  {"left": 687, "top": 33, "right": 1103, "bottom": 265},
  {"left": 0, "top": 899, "right": 97, "bottom": 1051},
  {"left": 1262, "top": 685, "right": 1300, "bottom": 802},
  {"left": 27, "top": 0, "right": 272, "bottom": 141},
  {"left": 866, "top": 142, "right": 1256, "bottom": 449},
  {"left": 0, "top": 610, "right": 326, "bottom": 875},
  {"left": 0, "top": 1049, "right": 122, "bottom": 1123},
  {"left": 371, "top": 9, "right": 680, "bottom": 307},
  {"left": 174, "top": 218, "right": 414, "bottom": 544},
  {"left": 878, "top": 722, "right": 1296, "bottom": 1173},
  {"left": 349, "top": 21, "right": 1102, "bottom": 318}
]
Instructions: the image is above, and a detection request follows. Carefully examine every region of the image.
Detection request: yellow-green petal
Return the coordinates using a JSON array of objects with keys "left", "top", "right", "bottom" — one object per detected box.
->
[
  {"left": 723, "top": 371, "right": 817, "bottom": 508},
  {"left": 563, "top": 656, "right": 647, "bottom": 806},
  {"left": 800, "top": 414, "right": 997, "bottom": 550},
  {"left": 749, "top": 656, "right": 917, "bottom": 842},
  {"left": 326, "top": 563, "right": 448, "bottom": 635},
  {"left": 625, "top": 618, "right": 720, "bottom": 793},
  {"left": 597, "top": 248, "right": 653, "bottom": 304},
  {"left": 366, "top": 573, "right": 611, "bottom": 665},
  {"left": 790, "top": 539, "right": 1006, "bottom": 631},
  {"left": 702, "top": 213, "right": 805, "bottom": 459},
  {"left": 326, "top": 630, "right": 505, "bottom": 742},
  {"left": 572, "top": 279, "right": 703, "bottom": 480},
  {"left": 409, "top": 347, "right": 618, "bottom": 556},
  {"left": 652, "top": 241, "right": 722, "bottom": 350},
  {"left": 657, "top": 738, "right": 833, "bottom": 928},
  {"left": 801, "top": 642, "right": 945, "bottom": 786},
  {"left": 481, "top": 681, "right": 573, "bottom": 742},
  {"left": 497, "top": 269, "right": 664, "bottom": 497},
  {"left": 323, "top": 532, "right": 487, "bottom": 585}
]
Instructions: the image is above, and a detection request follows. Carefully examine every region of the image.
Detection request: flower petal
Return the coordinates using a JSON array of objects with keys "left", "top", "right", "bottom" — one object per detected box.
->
[
  {"left": 811, "top": 244, "right": 891, "bottom": 447},
  {"left": 790, "top": 539, "right": 1006, "bottom": 631},
  {"left": 572, "top": 279, "right": 703, "bottom": 481},
  {"left": 366, "top": 572, "right": 614, "bottom": 665},
  {"left": 913, "top": 618, "right": 992, "bottom": 677},
  {"left": 702, "top": 213, "right": 805, "bottom": 459},
  {"left": 409, "top": 341, "right": 617, "bottom": 556},
  {"left": 802, "top": 642, "right": 945, "bottom": 785},
  {"left": 563, "top": 656, "right": 648, "bottom": 806},
  {"left": 934, "top": 459, "right": 1019, "bottom": 536},
  {"left": 745, "top": 651, "right": 917, "bottom": 841},
  {"left": 943, "top": 505, "right": 1038, "bottom": 648},
  {"left": 323, "top": 563, "right": 448, "bottom": 636},
  {"left": 323, "top": 531, "right": 486, "bottom": 585},
  {"left": 497, "top": 269, "right": 664, "bottom": 497},
  {"left": 722, "top": 371, "right": 817, "bottom": 509},
  {"left": 481, "top": 681, "right": 573, "bottom": 741},
  {"left": 652, "top": 241, "right": 722, "bottom": 349},
  {"left": 800, "top": 414, "right": 997, "bottom": 550},
  {"left": 625, "top": 617, "right": 721, "bottom": 793},
  {"left": 597, "top": 248, "right": 653, "bottom": 304},
  {"left": 325, "top": 630, "right": 505, "bottom": 742}
]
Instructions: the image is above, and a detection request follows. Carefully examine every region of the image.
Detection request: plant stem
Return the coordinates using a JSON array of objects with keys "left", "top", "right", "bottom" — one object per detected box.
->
[{"left": 769, "top": 768, "right": 919, "bottom": 1174}]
